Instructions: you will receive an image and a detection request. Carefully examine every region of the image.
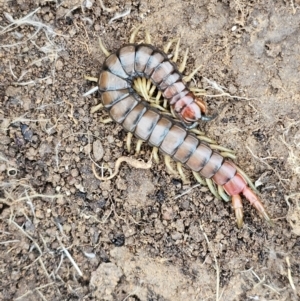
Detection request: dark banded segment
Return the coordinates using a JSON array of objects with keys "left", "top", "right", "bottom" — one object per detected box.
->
[
  {"left": 101, "top": 89, "right": 130, "bottom": 108},
  {"left": 109, "top": 95, "right": 138, "bottom": 123},
  {"left": 144, "top": 51, "right": 166, "bottom": 77},
  {"left": 134, "top": 109, "right": 160, "bottom": 140},
  {"left": 135, "top": 45, "right": 154, "bottom": 75},
  {"left": 99, "top": 71, "right": 130, "bottom": 91},
  {"left": 118, "top": 45, "right": 136, "bottom": 77},
  {"left": 160, "top": 125, "right": 187, "bottom": 156},
  {"left": 173, "top": 134, "right": 199, "bottom": 164},
  {"left": 163, "top": 82, "right": 186, "bottom": 100},
  {"left": 104, "top": 53, "right": 129, "bottom": 79},
  {"left": 199, "top": 152, "right": 224, "bottom": 179},
  {"left": 151, "top": 61, "right": 175, "bottom": 85},
  {"left": 158, "top": 72, "right": 181, "bottom": 90},
  {"left": 122, "top": 103, "right": 147, "bottom": 132},
  {"left": 185, "top": 143, "right": 213, "bottom": 172},
  {"left": 212, "top": 161, "right": 237, "bottom": 185},
  {"left": 148, "top": 117, "right": 173, "bottom": 147}
]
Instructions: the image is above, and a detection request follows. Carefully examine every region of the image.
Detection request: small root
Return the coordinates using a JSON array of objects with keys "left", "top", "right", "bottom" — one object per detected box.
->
[
  {"left": 63, "top": 99, "right": 78, "bottom": 125},
  {"left": 92, "top": 156, "right": 152, "bottom": 181}
]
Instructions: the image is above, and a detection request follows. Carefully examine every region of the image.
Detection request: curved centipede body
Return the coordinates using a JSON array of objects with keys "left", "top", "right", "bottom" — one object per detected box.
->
[{"left": 91, "top": 30, "right": 271, "bottom": 228}]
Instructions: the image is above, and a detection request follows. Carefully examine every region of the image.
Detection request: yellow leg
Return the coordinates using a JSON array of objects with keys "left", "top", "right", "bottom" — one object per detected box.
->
[
  {"left": 235, "top": 166, "right": 258, "bottom": 193},
  {"left": 218, "top": 185, "right": 230, "bottom": 202},
  {"left": 130, "top": 25, "right": 143, "bottom": 43},
  {"left": 220, "top": 152, "right": 236, "bottom": 160},
  {"left": 141, "top": 77, "right": 149, "bottom": 100},
  {"left": 164, "top": 155, "right": 177, "bottom": 175},
  {"left": 99, "top": 38, "right": 110, "bottom": 57},
  {"left": 163, "top": 38, "right": 179, "bottom": 54},
  {"left": 126, "top": 132, "right": 133, "bottom": 152},
  {"left": 134, "top": 77, "right": 152, "bottom": 101},
  {"left": 177, "top": 162, "right": 190, "bottom": 184},
  {"left": 190, "top": 128, "right": 205, "bottom": 136},
  {"left": 209, "top": 144, "right": 235, "bottom": 154},
  {"left": 183, "top": 64, "right": 202, "bottom": 83},
  {"left": 156, "top": 91, "right": 162, "bottom": 103},
  {"left": 90, "top": 103, "right": 104, "bottom": 114},
  {"left": 206, "top": 178, "right": 222, "bottom": 200},
  {"left": 152, "top": 147, "right": 159, "bottom": 164},
  {"left": 135, "top": 139, "right": 144, "bottom": 154},
  {"left": 149, "top": 103, "right": 169, "bottom": 113},
  {"left": 149, "top": 84, "right": 156, "bottom": 98},
  {"left": 178, "top": 48, "right": 189, "bottom": 73},
  {"left": 189, "top": 87, "right": 206, "bottom": 96},
  {"left": 172, "top": 38, "right": 181, "bottom": 63},
  {"left": 84, "top": 75, "right": 98, "bottom": 82},
  {"left": 163, "top": 98, "right": 168, "bottom": 109},
  {"left": 145, "top": 30, "right": 151, "bottom": 44},
  {"left": 196, "top": 135, "right": 217, "bottom": 144},
  {"left": 192, "top": 171, "right": 207, "bottom": 185},
  {"left": 99, "top": 117, "right": 113, "bottom": 124},
  {"left": 146, "top": 79, "right": 152, "bottom": 92}
]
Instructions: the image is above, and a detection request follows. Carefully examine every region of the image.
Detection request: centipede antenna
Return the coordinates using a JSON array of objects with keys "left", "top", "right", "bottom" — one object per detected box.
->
[
  {"left": 183, "top": 122, "right": 198, "bottom": 130},
  {"left": 98, "top": 37, "right": 111, "bottom": 57},
  {"left": 83, "top": 86, "right": 99, "bottom": 97},
  {"left": 200, "top": 113, "right": 218, "bottom": 122}
]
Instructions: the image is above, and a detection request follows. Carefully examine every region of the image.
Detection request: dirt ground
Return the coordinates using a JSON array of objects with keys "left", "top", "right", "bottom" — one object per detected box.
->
[{"left": 0, "top": 0, "right": 300, "bottom": 300}]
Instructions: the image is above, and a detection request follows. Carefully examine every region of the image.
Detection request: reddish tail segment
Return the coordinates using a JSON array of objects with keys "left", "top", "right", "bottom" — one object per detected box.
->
[{"left": 97, "top": 43, "right": 271, "bottom": 227}]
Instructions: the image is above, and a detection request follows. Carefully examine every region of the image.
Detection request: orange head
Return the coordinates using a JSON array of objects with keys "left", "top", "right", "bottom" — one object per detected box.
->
[{"left": 172, "top": 94, "right": 215, "bottom": 127}]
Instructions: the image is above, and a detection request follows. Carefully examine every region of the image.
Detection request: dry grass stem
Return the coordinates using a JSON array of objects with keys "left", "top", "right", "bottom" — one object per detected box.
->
[
  {"left": 199, "top": 223, "right": 220, "bottom": 301},
  {"left": 56, "top": 236, "right": 83, "bottom": 277},
  {"left": 286, "top": 256, "right": 296, "bottom": 291}
]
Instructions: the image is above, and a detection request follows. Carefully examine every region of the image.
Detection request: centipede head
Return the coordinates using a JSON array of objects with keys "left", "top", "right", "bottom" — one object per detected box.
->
[{"left": 173, "top": 94, "right": 216, "bottom": 127}]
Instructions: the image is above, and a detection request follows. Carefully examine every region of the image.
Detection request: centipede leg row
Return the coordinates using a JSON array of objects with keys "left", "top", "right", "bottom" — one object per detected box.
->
[{"left": 87, "top": 27, "right": 271, "bottom": 228}]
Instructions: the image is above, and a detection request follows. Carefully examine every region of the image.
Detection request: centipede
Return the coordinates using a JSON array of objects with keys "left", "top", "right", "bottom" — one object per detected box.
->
[{"left": 85, "top": 27, "right": 271, "bottom": 228}]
